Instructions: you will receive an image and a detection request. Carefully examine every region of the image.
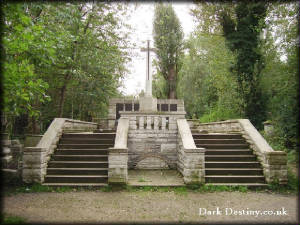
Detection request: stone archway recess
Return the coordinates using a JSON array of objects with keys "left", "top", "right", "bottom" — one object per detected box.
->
[{"left": 133, "top": 153, "right": 172, "bottom": 169}]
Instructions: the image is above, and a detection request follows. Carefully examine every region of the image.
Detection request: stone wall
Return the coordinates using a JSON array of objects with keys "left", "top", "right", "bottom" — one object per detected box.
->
[
  {"left": 1, "top": 135, "right": 23, "bottom": 183},
  {"left": 121, "top": 111, "right": 185, "bottom": 169},
  {"left": 187, "top": 119, "right": 288, "bottom": 184},
  {"left": 22, "top": 118, "right": 97, "bottom": 183}
]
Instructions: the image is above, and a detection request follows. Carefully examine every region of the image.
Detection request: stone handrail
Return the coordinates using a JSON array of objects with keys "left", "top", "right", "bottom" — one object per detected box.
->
[
  {"left": 177, "top": 119, "right": 205, "bottom": 184},
  {"left": 238, "top": 119, "right": 287, "bottom": 184},
  {"left": 108, "top": 118, "right": 129, "bottom": 184},
  {"left": 22, "top": 118, "right": 97, "bottom": 183},
  {"left": 238, "top": 119, "right": 273, "bottom": 152},
  {"left": 113, "top": 118, "right": 129, "bottom": 149},
  {"left": 188, "top": 119, "right": 287, "bottom": 184}
]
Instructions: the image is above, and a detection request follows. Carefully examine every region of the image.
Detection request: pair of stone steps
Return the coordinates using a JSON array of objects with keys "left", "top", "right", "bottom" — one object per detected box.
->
[
  {"left": 192, "top": 132, "right": 267, "bottom": 186},
  {"left": 43, "top": 131, "right": 116, "bottom": 186}
]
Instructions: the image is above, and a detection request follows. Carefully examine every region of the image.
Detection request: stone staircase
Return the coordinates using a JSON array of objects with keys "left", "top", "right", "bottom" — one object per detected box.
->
[
  {"left": 43, "top": 130, "right": 115, "bottom": 186},
  {"left": 192, "top": 131, "right": 267, "bottom": 186}
]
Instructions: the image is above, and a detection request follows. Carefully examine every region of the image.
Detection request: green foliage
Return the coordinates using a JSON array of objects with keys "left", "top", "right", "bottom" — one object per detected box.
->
[
  {"left": 99, "top": 185, "right": 113, "bottom": 192},
  {"left": 1, "top": 215, "right": 27, "bottom": 225},
  {"left": 2, "top": 2, "right": 131, "bottom": 135},
  {"left": 177, "top": 31, "right": 240, "bottom": 120},
  {"left": 265, "top": 169, "right": 298, "bottom": 194},
  {"left": 153, "top": 3, "right": 184, "bottom": 99},
  {"left": 2, "top": 4, "right": 52, "bottom": 133},
  {"left": 260, "top": 2, "right": 299, "bottom": 150},
  {"left": 221, "top": 2, "right": 267, "bottom": 128},
  {"left": 196, "top": 185, "right": 248, "bottom": 193}
]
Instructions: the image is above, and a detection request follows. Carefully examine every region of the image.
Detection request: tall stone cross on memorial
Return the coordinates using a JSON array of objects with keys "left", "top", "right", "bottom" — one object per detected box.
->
[{"left": 139, "top": 40, "right": 157, "bottom": 112}]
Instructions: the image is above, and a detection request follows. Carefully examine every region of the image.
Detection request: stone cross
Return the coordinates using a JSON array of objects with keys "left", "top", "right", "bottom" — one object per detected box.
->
[{"left": 141, "top": 40, "right": 155, "bottom": 97}]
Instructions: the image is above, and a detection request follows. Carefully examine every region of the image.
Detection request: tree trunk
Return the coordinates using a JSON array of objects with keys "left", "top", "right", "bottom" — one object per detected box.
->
[
  {"left": 58, "top": 84, "right": 67, "bottom": 118},
  {"left": 168, "top": 65, "right": 176, "bottom": 99}
]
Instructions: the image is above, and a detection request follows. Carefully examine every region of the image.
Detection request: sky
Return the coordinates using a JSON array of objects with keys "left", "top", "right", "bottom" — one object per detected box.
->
[{"left": 119, "top": 2, "right": 196, "bottom": 96}]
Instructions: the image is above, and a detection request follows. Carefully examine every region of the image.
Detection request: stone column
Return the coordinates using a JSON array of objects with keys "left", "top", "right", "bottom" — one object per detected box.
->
[
  {"left": 264, "top": 151, "right": 287, "bottom": 184},
  {"left": 22, "top": 147, "right": 47, "bottom": 183},
  {"left": 108, "top": 148, "right": 128, "bottom": 184}
]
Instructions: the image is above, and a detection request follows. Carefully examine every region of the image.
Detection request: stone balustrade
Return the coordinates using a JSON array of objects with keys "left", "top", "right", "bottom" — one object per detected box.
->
[
  {"left": 108, "top": 118, "right": 129, "bottom": 184},
  {"left": 177, "top": 119, "right": 205, "bottom": 184},
  {"left": 22, "top": 118, "right": 97, "bottom": 183},
  {"left": 187, "top": 119, "right": 287, "bottom": 184}
]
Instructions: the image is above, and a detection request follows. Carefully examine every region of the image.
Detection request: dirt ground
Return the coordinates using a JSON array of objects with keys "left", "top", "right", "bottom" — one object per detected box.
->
[{"left": 3, "top": 190, "right": 298, "bottom": 224}]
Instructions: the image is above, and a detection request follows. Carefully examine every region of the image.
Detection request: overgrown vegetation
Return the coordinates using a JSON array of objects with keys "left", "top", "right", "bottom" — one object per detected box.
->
[
  {"left": 2, "top": 2, "right": 132, "bottom": 135},
  {"left": 1, "top": 214, "right": 27, "bottom": 225},
  {"left": 176, "top": 1, "right": 299, "bottom": 153}
]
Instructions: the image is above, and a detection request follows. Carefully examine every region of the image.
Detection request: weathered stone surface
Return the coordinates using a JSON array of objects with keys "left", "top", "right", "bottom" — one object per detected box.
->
[
  {"left": 177, "top": 119, "right": 205, "bottom": 184},
  {"left": 136, "top": 157, "right": 169, "bottom": 169}
]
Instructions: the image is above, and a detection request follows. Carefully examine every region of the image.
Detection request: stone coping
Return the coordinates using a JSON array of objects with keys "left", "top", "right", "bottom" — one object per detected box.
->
[
  {"left": 238, "top": 119, "right": 274, "bottom": 153},
  {"left": 120, "top": 111, "right": 186, "bottom": 115},
  {"left": 193, "top": 119, "right": 240, "bottom": 125},
  {"left": 24, "top": 147, "right": 46, "bottom": 152},
  {"left": 184, "top": 148, "right": 205, "bottom": 153},
  {"left": 64, "top": 119, "right": 97, "bottom": 125},
  {"left": 177, "top": 119, "right": 197, "bottom": 149},
  {"left": 109, "top": 147, "right": 128, "bottom": 153},
  {"left": 113, "top": 118, "right": 129, "bottom": 149}
]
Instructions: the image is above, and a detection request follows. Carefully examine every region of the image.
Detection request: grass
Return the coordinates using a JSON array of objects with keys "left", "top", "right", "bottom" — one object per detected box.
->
[{"left": 1, "top": 215, "right": 27, "bottom": 224}]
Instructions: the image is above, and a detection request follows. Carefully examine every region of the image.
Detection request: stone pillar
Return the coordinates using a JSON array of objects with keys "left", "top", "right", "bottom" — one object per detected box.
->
[
  {"left": 139, "top": 96, "right": 157, "bottom": 112},
  {"left": 181, "top": 149, "right": 206, "bottom": 184},
  {"left": 161, "top": 117, "right": 166, "bottom": 130},
  {"left": 108, "top": 148, "right": 128, "bottom": 184},
  {"left": 154, "top": 116, "right": 159, "bottom": 130},
  {"left": 264, "top": 151, "right": 287, "bottom": 184},
  {"left": 22, "top": 147, "right": 47, "bottom": 183},
  {"left": 146, "top": 116, "right": 152, "bottom": 130},
  {"left": 139, "top": 116, "right": 144, "bottom": 130}
]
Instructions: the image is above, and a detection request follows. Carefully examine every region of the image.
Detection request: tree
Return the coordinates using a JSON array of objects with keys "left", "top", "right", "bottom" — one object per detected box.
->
[
  {"left": 221, "top": 1, "right": 267, "bottom": 128},
  {"left": 2, "top": 3, "right": 53, "bottom": 133},
  {"left": 2, "top": 2, "right": 131, "bottom": 134},
  {"left": 153, "top": 3, "right": 184, "bottom": 99},
  {"left": 260, "top": 2, "right": 299, "bottom": 150}
]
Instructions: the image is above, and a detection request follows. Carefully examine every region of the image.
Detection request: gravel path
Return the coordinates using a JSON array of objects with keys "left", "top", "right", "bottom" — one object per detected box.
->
[{"left": 3, "top": 191, "right": 298, "bottom": 224}]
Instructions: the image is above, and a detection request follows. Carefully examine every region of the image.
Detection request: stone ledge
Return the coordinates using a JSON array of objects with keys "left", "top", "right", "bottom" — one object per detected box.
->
[
  {"left": 109, "top": 147, "right": 128, "bottom": 153},
  {"left": 24, "top": 147, "right": 46, "bottom": 153},
  {"left": 184, "top": 148, "right": 205, "bottom": 153}
]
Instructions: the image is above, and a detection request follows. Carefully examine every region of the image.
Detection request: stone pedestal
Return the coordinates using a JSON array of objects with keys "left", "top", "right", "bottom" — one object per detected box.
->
[{"left": 139, "top": 96, "right": 157, "bottom": 112}]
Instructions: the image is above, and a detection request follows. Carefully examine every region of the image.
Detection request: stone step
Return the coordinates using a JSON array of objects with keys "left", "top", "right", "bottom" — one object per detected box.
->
[
  {"left": 194, "top": 139, "right": 246, "bottom": 144},
  {"left": 47, "top": 168, "right": 108, "bottom": 175},
  {"left": 57, "top": 144, "right": 113, "bottom": 149},
  {"left": 207, "top": 183, "right": 268, "bottom": 187},
  {"left": 205, "top": 168, "right": 264, "bottom": 175},
  {"left": 55, "top": 149, "right": 108, "bottom": 155},
  {"left": 196, "top": 144, "right": 249, "bottom": 149},
  {"left": 192, "top": 134, "right": 243, "bottom": 139},
  {"left": 48, "top": 161, "right": 108, "bottom": 168},
  {"left": 62, "top": 129, "right": 92, "bottom": 133},
  {"left": 205, "top": 161, "right": 261, "bottom": 168},
  {"left": 204, "top": 149, "right": 253, "bottom": 155},
  {"left": 52, "top": 155, "right": 108, "bottom": 161},
  {"left": 205, "top": 155, "right": 256, "bottom": 162},
  {"left": 60, "top": 138, "right": 114, "bottom": 144},
  {"left": 62, "top": 133, "right": 115, "bottom": 139},
  {"left": 205, "top": 175, "right": 265, "bottom": 183},
  {"left": 43, "top": 183, "right": 108, "bottom": 186},
  {"left": 44, "top": 175, "right": 108, "bottom": 183},
  {"left": 93, "top": 129, "right": 116, "bottom": 133}
]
